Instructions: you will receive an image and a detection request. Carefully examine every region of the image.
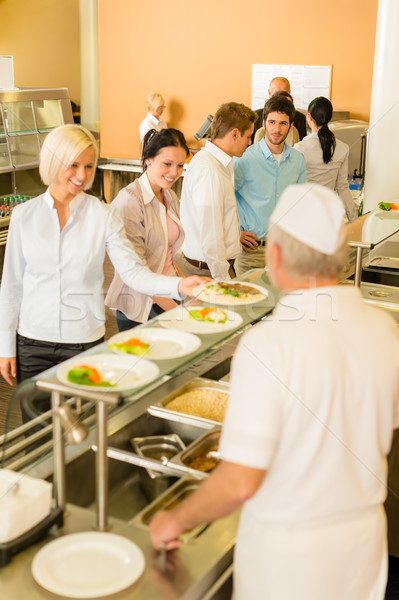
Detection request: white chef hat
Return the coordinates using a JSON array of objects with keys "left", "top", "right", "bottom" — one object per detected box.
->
[{"left": 268, "top": 183, "right": 346, "bottom": 255}]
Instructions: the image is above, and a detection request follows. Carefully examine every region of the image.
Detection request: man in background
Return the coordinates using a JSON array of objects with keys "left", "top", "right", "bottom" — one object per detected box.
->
[
  {"left": 150, "top": 183, "right": 399, "bottom": 600},
  {"left": 254, "top": 90, "right": 300, "bottom": 146},
  {"left": 252, "top": 75, "right": 307, "bottom": 143},
  {"left": 234, "top": 94, "right": 306, "bottom": 275},
  {"left": 176, "top": 102, "right": 257, "bottom": 281}
]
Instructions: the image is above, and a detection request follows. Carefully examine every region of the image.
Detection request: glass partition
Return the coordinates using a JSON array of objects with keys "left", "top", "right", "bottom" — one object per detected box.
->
[
  {"left": 3, "top": 101, "right": 36, "bottom": 134},
  {"left": 0, "top": 109, "right": 5, "bottom": 135},
  {"left": 0, "top": 135, "right": 11, "bottom": 169},
  {"left": 0, "top": 90, "right": 73, "bottom": 172},
  {"left": 9, "top": 134, "right": 41, "bottom": 165},
  {"left": 33, "top": 99, "right": 64, "bottom": 131}
]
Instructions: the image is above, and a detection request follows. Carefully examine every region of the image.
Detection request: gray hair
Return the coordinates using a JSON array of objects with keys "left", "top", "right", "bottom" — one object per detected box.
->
[{"left": 268, "top": 223, "right": 348, "bottom": 279}]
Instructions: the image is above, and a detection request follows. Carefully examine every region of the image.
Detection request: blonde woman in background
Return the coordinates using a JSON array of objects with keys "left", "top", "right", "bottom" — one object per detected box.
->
[{"left": 139, "top": 92, "right": 167, "bottom": 142}]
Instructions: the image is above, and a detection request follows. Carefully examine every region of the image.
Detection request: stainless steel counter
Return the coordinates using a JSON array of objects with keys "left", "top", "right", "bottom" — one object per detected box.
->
[
  {"left": 0, "top": 503, "right": 239, "bottom": 600},
  {"left": 0, "top": 270, "right": 275, "bottom": 598}
]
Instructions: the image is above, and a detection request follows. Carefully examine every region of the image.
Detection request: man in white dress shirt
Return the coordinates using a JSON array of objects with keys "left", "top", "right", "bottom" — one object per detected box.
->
[
  {"left": 176, "top": 102, "right": 257, "bottom": 280},
  {"left": 150, "top": 183, "right": 399, "bottom": 600}
]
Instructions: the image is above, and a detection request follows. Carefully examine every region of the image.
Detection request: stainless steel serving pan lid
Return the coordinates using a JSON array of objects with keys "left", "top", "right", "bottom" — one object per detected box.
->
[{"left": 130, "top": 434, "right": 186, "bottom": 479}]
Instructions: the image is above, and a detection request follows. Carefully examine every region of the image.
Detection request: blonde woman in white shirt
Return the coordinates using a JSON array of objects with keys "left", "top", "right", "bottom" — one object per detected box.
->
[
  {"left": 139, "top": 92, "right": 167, "bottom": 142},
  {"left": 106, "top": 128, "right": 188, "bottom": 331},
  {"left": 0, "top": 125, "right": 206, "bottom": 386},
  {"left": 294, "top": 96, "right": 357, "bottom": 222}
]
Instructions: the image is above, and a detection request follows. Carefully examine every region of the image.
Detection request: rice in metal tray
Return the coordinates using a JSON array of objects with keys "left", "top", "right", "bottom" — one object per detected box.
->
[{"left": 165, "top": 388, "right": 228, "bottom": 422}]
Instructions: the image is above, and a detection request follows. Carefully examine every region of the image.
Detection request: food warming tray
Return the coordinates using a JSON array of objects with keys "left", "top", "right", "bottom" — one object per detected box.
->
[
  {"left": 170, "top": 428, "right": 222, "bottom": 473},
  {"left": 147, "top": 377, "right": 229, "bottom": 428},
  {"left": 130, "top": 477, "right": 207, "bottom": 542}
]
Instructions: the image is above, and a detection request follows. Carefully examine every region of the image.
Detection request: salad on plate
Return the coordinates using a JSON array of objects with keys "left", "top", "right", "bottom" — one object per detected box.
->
[
  {"left": 107, "top": 337, "right": 150, "bottom": 356},
  {"left": 66, "top": 365, "right": 115, "bottom": 387},
  {"left": 189, "top": 307, "right": 228, "bottom": 323}
]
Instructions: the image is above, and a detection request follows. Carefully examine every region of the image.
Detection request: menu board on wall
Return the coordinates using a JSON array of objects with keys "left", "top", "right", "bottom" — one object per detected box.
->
[{"left": 252, "top": 64, "right": 332, "bottom": 110}]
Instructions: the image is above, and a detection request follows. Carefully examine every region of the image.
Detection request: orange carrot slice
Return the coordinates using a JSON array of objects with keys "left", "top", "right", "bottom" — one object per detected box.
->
[
  {"left": 79, "top": 365, "right": 102, "bottom": 383},
  {"left": 124, "top": 337, "right": 147, "bottom": 347}
]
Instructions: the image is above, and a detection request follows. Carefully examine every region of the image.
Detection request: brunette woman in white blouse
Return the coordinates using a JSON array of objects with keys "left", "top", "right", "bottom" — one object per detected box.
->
[
  {"left": 0, "top": 125, "right": 206, "bottom": 386},
  {"left": 105, "top": 128, "right": 188, "bottom": 331},
  {"left": 294, "top": 97, "right": 357, "bottom": 222}
]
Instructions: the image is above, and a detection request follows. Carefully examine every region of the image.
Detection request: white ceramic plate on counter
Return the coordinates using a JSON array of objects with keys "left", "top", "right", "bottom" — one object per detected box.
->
[
  {"left": 107, "top": 327, "right": 201, "bottom": 360},
  {"left": 31, "top": 532, "right": 145, "bottom": 598},
  {"left": 193, "top": 281, "right": 268, "bottom": 306},
  {"left": 56, "top": 353, "right": 159, "bottom": 392},
  {"left": 156, "top": 305, "right": 243, "bottom": 334}
]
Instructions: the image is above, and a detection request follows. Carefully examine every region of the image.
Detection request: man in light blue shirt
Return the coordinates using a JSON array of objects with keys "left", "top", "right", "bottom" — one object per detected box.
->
[{"left": 234, "top": 95, "right": 306, "bottom": 275}]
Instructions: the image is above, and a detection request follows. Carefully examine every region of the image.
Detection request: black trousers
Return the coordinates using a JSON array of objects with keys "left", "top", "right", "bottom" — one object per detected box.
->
[
  {"left": 16, "top": 334, "right": 104, "bottom": 384},
  {"left": 16, "top": 334, "right": 104, "bottom": 426}
]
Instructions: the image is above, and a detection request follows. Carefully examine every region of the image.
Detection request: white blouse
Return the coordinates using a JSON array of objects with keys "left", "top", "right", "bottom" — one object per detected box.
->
[
  {"left": 0, "top": 189, "right": 181, "bottom": 356},
  {"left": 294, "top": 133, "right": 357, "bottom": 221}
]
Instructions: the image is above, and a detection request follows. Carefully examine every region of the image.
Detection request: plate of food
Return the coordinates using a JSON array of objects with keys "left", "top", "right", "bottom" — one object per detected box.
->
[
  {"left": 57, "top": 353, "right": 159, "bottom": 392},
  {"left": 107, "top": 327, "right": 201, "bottom": 360},
  {"left": 194, "top": 281, "right": 268, "bottom": 305},
  {"left": 156, "top": 305, "right": 243, "bottom": 334}
]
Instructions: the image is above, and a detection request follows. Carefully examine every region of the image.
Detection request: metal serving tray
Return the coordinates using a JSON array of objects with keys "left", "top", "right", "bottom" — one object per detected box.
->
[
  {"left": 366, "top": 256, "right": 399, "bottom": 270},
  {"left": 171, "top": 428, "right": 222, "bottom": 473},
  {"left": 130, "top": 476, "right": 207, "bottom": 541},
  {"left": 131, "top": 434, "right": 186, "bottom": 479},
  {"left": 129, "top": 433, "right": 185, "bottom": 501},
  {"left": 148, "top": 377, "right": 229, "bottom": 428}
]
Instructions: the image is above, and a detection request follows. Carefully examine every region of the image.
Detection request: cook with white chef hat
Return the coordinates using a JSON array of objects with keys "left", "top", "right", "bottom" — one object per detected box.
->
[{"left": 150, "top": 182, "right": 399, "bottom": 600}]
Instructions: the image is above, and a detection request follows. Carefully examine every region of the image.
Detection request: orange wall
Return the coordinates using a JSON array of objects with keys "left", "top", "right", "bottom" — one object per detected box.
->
[
  {"left": 98, "top": 0, "right": 378, "bottom": 159},
  {"left": 0, "top": 0, "right": 81, "bottom": 104}
]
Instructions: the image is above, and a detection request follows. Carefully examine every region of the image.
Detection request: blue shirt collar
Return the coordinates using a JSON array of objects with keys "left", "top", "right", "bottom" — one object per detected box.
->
[{"left": 259, "top": 137, "right": 290, "bottom": 161}]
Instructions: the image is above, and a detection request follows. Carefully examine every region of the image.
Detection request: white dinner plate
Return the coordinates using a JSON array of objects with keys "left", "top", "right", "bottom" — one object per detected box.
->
[
  {"left": 31, "top": 532, "right": 145, "bottom": 598},
  {"left": 193, "top": 281, "right": 268, "bottom": 306},
  {"left": 107, "top": 327, "right": 202, "bottom": 360},
  {"left": 57, "top": 353, "right": 159, "bottom": 392},
  {"left": 156, "top": 305, "right": 243, "bottom": 334}
]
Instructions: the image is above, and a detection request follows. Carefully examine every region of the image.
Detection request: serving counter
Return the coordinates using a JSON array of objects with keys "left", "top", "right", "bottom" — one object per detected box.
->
[
  {"left": 4, "top": 236, "right": 399, "bottom": 598},
  {"left": 0, "top": 269, "right": 277, "bottom": 600}
]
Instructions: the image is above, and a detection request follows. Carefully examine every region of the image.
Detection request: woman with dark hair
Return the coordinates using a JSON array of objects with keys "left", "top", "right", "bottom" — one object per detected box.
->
[
  {"left": 294, "top": 97, "right": 357, "bottom": 222},
  {"left": 105, "top": 128, "right": 189, "bottom": 331}
]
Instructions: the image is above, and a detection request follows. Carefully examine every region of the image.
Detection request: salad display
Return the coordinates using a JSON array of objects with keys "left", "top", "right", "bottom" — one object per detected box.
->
[
  {"left": 107, "top": 337, "right": 150, "bottom": 356},
  {"left": 189, "top": 307, "right": 228, "bottom": 323},
  {"left": 66, "top": 365, "right": 115, "bottom": 387}
]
